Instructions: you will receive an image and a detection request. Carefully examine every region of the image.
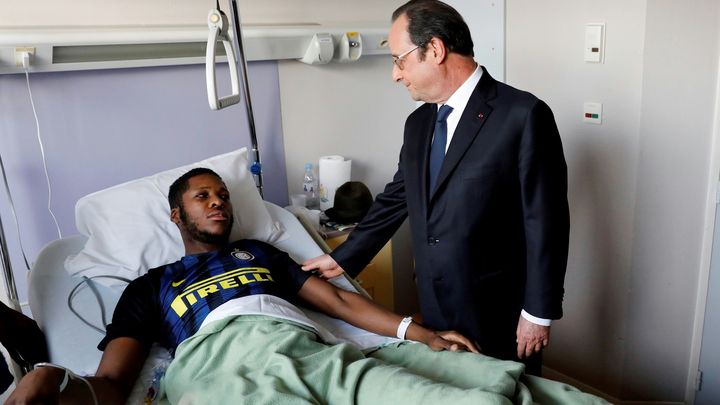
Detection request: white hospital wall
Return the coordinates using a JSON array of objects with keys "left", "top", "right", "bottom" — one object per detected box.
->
[
  {"left": 624, "top": 1, "right": 720, "bottom": 401},
  {"left": 508, "top": 0, "right": 644, "bottom": 397},
  {"left": 278, "top": 56, "right": 412, "bottom": 197},
  {"left": 508, "top": 0, "right": 720, "bottom": 402}
]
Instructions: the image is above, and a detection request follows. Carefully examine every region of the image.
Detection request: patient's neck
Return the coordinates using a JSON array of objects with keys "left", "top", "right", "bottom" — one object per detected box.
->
[{"left": 182, "top": 237, "right": 228, "bottom": 255}]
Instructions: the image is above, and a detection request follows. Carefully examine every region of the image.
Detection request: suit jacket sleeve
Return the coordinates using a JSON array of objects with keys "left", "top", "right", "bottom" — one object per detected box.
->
[
  {"left": 330, "top": 146, "right": 410, "bottom": 278},
  {"left": 519, "top": 100, "right": 570, "bottom": 319}
]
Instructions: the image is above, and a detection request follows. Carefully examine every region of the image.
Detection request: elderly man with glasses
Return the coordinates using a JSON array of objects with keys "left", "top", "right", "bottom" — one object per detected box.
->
[{"left": 303, "top": 0, "right": 569, "bottom": 376}]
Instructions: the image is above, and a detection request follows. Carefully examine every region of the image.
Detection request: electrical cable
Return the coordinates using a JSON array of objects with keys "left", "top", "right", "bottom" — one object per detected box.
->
[
  {"left": 33, "top": 362, "right": 99, "bottom": 405},
  {"left": 67, "top": 275, "right": 131, "bottom": 334},
  {"left": 23, "top": 63, "right": 62, "bottom": 240}
]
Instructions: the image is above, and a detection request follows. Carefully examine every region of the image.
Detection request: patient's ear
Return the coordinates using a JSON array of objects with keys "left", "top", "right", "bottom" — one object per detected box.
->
[{"left": 170, "top": 207, "right": 180, "bottom": 225}]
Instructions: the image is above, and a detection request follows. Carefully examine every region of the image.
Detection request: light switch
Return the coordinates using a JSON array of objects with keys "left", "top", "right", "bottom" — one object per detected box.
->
[
  {"left": 583, "top": 102, "right": 602, "bottom": 124},
  {"left": 584, "top": 23, "right": 605, "bottom": 63}
]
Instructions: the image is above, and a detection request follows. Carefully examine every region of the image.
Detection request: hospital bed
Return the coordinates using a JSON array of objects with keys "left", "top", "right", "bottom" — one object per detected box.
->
[
  {"left": 17, "top": 144, "right": 611, "bottom": 405},
  {"left": 26, "top": 148, "right": 387, "bottom": 403}
]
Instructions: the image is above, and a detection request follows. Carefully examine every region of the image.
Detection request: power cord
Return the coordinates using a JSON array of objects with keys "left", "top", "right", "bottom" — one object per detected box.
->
[
  {"left": 68, "top": 275, "right": 131, "bottom": 334},
  {"left": 22, "top": 53, "right": 63, "bottom": 240}
]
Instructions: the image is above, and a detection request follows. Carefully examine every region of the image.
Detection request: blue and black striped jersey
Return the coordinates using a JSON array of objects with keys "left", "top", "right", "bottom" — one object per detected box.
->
[{"left": 99, "top": 240, "right": 312, "bottom": 354}]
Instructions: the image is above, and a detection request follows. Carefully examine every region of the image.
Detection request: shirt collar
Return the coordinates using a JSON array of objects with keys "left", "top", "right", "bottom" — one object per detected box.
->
[{"left": 440, "top": 63, "right": 482, "bottom": 113}]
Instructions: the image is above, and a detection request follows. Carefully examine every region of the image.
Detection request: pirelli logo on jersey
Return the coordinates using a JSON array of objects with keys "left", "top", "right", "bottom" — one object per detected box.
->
[{"left": 170, "top": 267, "right": 274, "bottom": 317}]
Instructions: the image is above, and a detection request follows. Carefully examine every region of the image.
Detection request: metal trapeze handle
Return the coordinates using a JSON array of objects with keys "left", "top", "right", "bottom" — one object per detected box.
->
[{"left": 206, "top": 8, "right": 241, "bottom": 110}]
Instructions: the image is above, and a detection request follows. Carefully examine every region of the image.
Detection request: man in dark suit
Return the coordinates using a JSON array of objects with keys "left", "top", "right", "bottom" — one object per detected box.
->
[{"left": 303, "top": 0, "right": 569, "bottom": 374}]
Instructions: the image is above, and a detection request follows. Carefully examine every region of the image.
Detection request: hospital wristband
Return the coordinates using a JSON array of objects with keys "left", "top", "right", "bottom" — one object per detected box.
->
[{"left": 396, "top": 316, "right": 413, "bottom": 340}]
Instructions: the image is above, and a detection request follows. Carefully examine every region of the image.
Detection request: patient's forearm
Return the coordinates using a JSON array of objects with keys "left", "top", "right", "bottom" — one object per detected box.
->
[
  {"left": 337, "top": 288, "right": 437, "bottom": 344},
  {"left": 55, "top": 376, "right": 120, "bottom": 405},
  {"left": 299, "top": 277, "right": 436, "bottom": 345},
  {"left": 6, "top": 368, "right": 128, "bottom": 405},
  {"left": 70, "top": 376, "right": 129, "bottom": 405}
]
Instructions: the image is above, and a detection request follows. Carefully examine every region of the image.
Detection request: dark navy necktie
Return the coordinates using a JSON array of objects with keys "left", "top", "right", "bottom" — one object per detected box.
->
[{"left": 429, "top": 104, "right": 454, "bottom": 193}]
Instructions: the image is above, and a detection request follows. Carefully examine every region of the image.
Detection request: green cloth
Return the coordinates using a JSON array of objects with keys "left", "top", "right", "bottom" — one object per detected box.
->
[{"left": 158, "top": 315, "right": 609, "bottom": 405}]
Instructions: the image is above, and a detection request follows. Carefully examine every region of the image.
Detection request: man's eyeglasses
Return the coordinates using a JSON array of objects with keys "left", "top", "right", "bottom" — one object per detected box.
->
[{"left": 392, "top": 45, "right": 420, "bottom": 70}]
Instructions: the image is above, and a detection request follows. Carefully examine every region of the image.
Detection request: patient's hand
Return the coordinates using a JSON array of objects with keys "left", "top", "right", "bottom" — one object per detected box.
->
[
  {"left": 5, "top": 367, "right": 63, "bottom": 404},
  {"left": 426, "top": 331, "right": 480, "bottom": 354},
  {"left": 301, "top": 254, "right": 345, "bottom": 279}
]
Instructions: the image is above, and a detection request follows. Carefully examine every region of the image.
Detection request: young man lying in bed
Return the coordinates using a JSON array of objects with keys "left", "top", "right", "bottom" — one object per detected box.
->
[{"left": 7, "top": 168, "right": 606, "bottom": 405}]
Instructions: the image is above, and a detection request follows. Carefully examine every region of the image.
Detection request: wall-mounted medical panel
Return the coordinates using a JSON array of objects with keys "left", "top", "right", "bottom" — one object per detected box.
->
[{"left": 0, "top": 23, "right": 390, "bottom": 74}]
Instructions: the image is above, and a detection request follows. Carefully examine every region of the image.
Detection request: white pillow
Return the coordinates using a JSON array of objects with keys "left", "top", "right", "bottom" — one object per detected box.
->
[{"left": 65, "top": 148, "right": 287, "bottom": 284}]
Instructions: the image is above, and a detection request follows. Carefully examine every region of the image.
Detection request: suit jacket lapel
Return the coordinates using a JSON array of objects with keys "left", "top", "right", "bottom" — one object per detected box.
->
[{"left": 429, "top": 66, "right": 497, "bottom": 203}]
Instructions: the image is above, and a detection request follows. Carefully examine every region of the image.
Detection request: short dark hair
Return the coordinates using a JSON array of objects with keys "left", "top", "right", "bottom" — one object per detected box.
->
[
  {"left": 168, "top": 167, "right": 223, "bottom": 210},
  {"left": 392, "top": 0, "right": 474, "bottom": 58}
]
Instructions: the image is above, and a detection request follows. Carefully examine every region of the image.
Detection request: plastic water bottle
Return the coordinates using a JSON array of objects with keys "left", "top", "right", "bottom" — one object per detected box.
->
[{"left": 302, "top": 163, "right": 319, "bottom": 209}]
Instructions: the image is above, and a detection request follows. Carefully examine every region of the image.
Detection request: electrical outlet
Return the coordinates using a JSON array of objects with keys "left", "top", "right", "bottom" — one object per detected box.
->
[{"left": 14, "top": 47, "right": 35, "bottom": 67}]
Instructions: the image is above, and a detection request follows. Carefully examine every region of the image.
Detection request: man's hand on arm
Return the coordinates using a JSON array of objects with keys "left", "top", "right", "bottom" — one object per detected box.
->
[
  {"left": 515, "top": 315, "right": 550, "bottom": 359},
  {"left": 301, "top": 254, "right": 346, "bottom": 279}
]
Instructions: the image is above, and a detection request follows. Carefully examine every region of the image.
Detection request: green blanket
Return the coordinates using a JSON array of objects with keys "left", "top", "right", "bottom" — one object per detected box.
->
[{"left": 158, "top": 315, "right": 609, "bottom": 405}]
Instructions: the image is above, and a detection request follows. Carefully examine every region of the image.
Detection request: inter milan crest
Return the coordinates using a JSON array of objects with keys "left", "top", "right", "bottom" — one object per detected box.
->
[{"left": 231, "top": 250, "right": 254, "bottom": 261}]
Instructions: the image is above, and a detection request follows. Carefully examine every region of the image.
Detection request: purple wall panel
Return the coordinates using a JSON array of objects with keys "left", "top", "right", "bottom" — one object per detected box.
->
[{"left": 0, "top": 62, "right": 288, "bottom": 305}]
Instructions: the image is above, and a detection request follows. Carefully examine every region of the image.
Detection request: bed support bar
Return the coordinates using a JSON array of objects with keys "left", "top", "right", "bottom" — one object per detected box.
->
[{"left": 0, "top": 213, "right": 19, "bottom": 311}]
